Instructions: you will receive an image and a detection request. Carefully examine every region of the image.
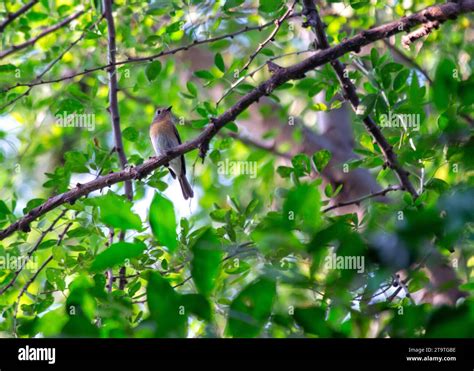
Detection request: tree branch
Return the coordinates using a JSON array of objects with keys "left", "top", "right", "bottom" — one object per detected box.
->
[
  {"left": 302, "top": 0, "right": 419, "bottom": 198},
  {"left": 11, "top": 219, "right": 72, "bottom": 336},
  {"left": 103, "top": 0, "right": 133, "bottom": 290},
  {"left": 239, "top": 0, "right": 298, "bottom": 73},
  {"left": 401, "top": 20, "right": 440, "bottom": 48},
  {"left": 103, "top": 0, "right": 132, "bottom": 201},
  {"left": 0, "top": 0, "right": 39, "bottom": 33},
  {"left": 0, "top": 0, "right": 472, "bottom": 240},
  {"left": 0, "top": 209, "right": 67, "bottom": 295},
  {"left": 0, "top": 9, "right": 86, "bottom": 59},
  {"left": 322, "top": 185, "right": 401, "bottom": 213},
  {"left": 0, "top": 15, "right": 104, "bottom": 111},
  {"left": 1, "top": 13, "right": 289, "bottom": 95}
]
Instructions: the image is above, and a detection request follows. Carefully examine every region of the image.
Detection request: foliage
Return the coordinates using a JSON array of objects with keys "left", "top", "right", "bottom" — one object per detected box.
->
[{"left": 0, "top": 0, "right": 473, "bottom": 339}]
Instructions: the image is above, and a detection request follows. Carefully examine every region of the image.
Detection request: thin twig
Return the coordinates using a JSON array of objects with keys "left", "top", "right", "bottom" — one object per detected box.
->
[
  {"left": 0, "top": 14, "right": 104, "bottom": 111},
  {"left": 11, "top": 219, "right": 72, "bottom": 336},
  {"left": 1, "top": 14, "right": 287, "bottom": 94},
  {"left": 0, "top": 9, "right": 86, "bottom": 59},
  {"left": 217, "top": 49, "right": 313, "bottom": 106},
  {"left": 239, "top": 0, "right": 298, "bottom": 74},
  {"left": 0, "top": 0, "right": 39, "bottom": 33},
  {"left": 322, "top": 185, "right": 401, "bottom": 213},
  {"left": 0, "top": 210, "right": 67, "bottom": 296}
]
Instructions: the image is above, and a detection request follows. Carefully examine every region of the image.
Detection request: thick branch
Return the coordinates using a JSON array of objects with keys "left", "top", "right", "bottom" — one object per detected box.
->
[
  {"left": 0, "top": 0, "right": 39, "bottom": 33},
  {"left": 0, "top": 0, "right": 473, "bottom": 240},
  {"left": 302, "top": 0, "right": 419, "bottom": 198},
  {"left": 103, "top": 0, "right": 132, "bottom": 201},
  {"left": 0, "top": 9, "right": 85, "bottom": 59}
]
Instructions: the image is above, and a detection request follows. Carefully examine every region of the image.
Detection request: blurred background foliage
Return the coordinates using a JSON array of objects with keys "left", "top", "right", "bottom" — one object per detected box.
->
[{"left": 0, "top": 0, "right": 473, "bottom": 338}]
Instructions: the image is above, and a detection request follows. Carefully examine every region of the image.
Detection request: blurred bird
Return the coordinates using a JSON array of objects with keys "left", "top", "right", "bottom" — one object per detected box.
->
[{"left": 149, "top": 106, "right": 194, "bottom": 200}]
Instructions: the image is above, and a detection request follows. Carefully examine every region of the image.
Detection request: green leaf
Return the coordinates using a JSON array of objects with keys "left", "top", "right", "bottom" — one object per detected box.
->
[
  {"left": 186, "top": 81, "right": 198, "bottom": 97},
  {"left": 122, "top": 127, "right": 139, "bottom": 142},
  {"left": 259, "top": 0, "right": 283, "bottom": 13},
  {"left": 90, "top": 241, "right": 146, "bottom": 271},
  {"left": 227, "top": 277, "right": 276, "bottom": 337},
  {"left": 214, "top": 53, "right": 225, "bottom": 73},
  {"left": 146, "top": 272, "right": 187, "bottom": 337},
  {"left": 194, "top": 70, "right": 214, "bottom": 80},
  {"left": 0, "top": 64, "right": 16, "bottom": 73},
  {"left": 291, "top": 153, "right": 311, "bottom": 176},
  {"left": 277, "top": 166, "right": 293, "bottom": 178},
  {"left": 382, "top": 62, "right": 403, "bottom": 74},
  {"left": 145, "top": 61, "right": 162, "bottom": 82},
  {"left": 54, "top": 98, "right": 83, "bottom": 115},
  {"left": 370, "top": 48, "right": 379, "bottom": 67},
  {"left": 433, "top": 58, "right": 458, "bottom": 111},
  {"left": 181, "top": 294, "right": 212, "bottom": 321},
  {"left": 64, "top": 151, "right": 89, "bottom": 173},
  {"left": 349, "top": 0, "right": 370, "bottom": 9},
  {"left": 294, "top": 307, "right": 333, "bottom": 336},
  {"left": 393, "top": 69, "right": 410, "bottom": 91},
  {"left": 283, "top": 183, "right": 321, "bottom": 230},
  {"left": 149, "top": 192, "right": 178, "bottom": 253},
  {"left": 312, "top": 150, "right": 332, "bottom": 173},
  {"left": 23, "top": 198, "right": 45, "bottom": 214},
  {"left": 224, "top": 122, "right": 238, "bottom": 132},
  {"left": 0, "top": 200, "right": 11, "bottom": 217},
  {"left": 356, "top": 94, "right": 377, "bottom": 118},
  {"left": 191, "top": 228, "right": 223, "bottom": 296},
  {"left": 88, "top": 192, "right": 142, "bottom": 231},
  {"left": 223, "top": 0, "right": 244, "bottom": 10}
]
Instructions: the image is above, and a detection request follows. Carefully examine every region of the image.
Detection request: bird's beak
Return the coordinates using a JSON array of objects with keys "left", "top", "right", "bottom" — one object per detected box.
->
[{"left": 166, "top": 106, "right": 173, "bottom": 112}]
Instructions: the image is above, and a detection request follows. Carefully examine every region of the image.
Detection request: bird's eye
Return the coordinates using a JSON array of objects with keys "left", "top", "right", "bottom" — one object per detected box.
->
[{"left": 157, "top": 110, "right": 161, "bottom": 114}]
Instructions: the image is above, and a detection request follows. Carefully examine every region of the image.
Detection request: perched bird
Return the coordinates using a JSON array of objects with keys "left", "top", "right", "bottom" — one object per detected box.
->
[{"left": 149, "top": 106, "right": 194, "bottom": 200}]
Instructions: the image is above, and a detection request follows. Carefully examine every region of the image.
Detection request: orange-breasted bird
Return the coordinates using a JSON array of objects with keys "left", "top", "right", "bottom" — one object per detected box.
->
[{"left": 149, "top": 106, "right": 194, "bottom": 200}]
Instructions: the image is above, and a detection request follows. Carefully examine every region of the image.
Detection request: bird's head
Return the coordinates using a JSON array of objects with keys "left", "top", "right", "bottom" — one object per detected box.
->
[{"left": 153, "top": 106, "right": 173, "bottom": 121}]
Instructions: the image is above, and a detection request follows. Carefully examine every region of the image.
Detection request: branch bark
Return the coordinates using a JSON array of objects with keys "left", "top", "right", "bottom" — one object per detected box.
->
[
  {"left": 103, "top": 0, "right": 133, "bottom": 289},
  {"left": 0, "top": 0, "right": 39, "bottom": 33},
  {"left": 322, "top": 185, "right": 401, "bottom": 213},
  {"left": 1, "top": 13, "right": 290, "bottom": 95},
  {"left": 302, "top": 0, "right": 418, "bottom": 198},
  {"left": 103, "top": 0, "right": 132, "bottom": 201},
  {"left": 0, "top": 0, "right": 473, "bottom": 240}
]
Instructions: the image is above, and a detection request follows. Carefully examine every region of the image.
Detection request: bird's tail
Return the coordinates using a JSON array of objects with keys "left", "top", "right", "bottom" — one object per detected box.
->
[{"left": 179, "top": 175, "right": 194, "bottom": 200}]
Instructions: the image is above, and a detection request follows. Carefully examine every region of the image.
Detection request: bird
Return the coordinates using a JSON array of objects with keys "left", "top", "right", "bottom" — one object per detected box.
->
[{"left": 149, "top": 106, "right": 194, "bottom": 200}]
